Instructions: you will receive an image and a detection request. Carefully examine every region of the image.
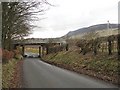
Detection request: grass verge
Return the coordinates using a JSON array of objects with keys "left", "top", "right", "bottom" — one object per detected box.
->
[
  {"left": 0, "top": 63, "right": 2, "bottom": 89},
  {"left": 42, "top": 51, "right": 119, "bottom": 86},
  {"left": 2, "top": 59, "right": 23, "bottom": 88}
]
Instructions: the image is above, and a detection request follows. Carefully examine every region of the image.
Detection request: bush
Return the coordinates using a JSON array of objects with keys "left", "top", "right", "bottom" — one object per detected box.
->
[
  {"left": 0, "top": 48, "right": 2, "bottom": 57},
  {"left": 13, "top": 49, "right": 20, "bottom": 55},
  {"left": 2, "top": 49, "right": 22, "bottom": 63},
  {"left": 14, "top": 54, "right": 23, "bottom": 60},
  {"left": 2, "top": 49, "right": 15, "bottom": 63}
]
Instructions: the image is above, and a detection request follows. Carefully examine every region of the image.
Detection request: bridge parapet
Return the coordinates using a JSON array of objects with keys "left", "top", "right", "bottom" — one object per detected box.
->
[{"left": 13, "top": 38, "right": 66, "bottom": 45}]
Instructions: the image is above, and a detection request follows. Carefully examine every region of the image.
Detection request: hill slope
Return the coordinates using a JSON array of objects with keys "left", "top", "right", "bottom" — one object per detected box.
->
[{"left": 62, "top": 24, "right": 118, "bottom": 39}]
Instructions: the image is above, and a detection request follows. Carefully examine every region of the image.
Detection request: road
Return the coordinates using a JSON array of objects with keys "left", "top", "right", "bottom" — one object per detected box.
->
[{"left": 23, "top": 58, "right": 117, "bottom": 88}]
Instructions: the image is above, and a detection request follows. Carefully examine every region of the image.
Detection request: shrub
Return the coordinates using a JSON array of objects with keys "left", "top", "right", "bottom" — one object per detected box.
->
[
  {"left": 14, "top": 54, "right": 23, "bottom": 60},
  {"left": 0, "top": 48, "right": 2, "bottom": 57},
  {"left": 2, "top": 49, "right": 14, "bottom": 63},
  {"left": 13, "top": 49, "right": 20, "bottom": 55}
]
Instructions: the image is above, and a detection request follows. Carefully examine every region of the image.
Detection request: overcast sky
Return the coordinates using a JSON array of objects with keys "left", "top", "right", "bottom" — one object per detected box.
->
[{"left": 27, "top": 0, "right": 119, "bottom": 38}]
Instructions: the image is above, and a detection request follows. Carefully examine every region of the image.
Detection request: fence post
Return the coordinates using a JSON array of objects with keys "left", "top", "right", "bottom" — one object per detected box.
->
[
  {"left": 117, "top": 34, "right": 120, "bottom": 57},
  {"left": 66, "top": 44, "right": 69, "bottom": 51}
]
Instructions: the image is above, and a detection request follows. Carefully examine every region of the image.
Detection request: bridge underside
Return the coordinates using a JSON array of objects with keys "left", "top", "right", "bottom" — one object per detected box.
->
[{"left": 13, "top": 43, "right": 61, "bottom": 57}]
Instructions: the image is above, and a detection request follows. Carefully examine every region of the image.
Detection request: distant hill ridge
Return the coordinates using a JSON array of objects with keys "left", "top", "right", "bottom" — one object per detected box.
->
[{"left": 63, "top": 24, "right": 118, "bottom": 38}]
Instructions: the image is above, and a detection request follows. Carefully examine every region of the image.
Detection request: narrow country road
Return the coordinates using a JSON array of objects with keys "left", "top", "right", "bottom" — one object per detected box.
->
[{"left": 23, "top": 58, "right": 117, "bottom": 88}]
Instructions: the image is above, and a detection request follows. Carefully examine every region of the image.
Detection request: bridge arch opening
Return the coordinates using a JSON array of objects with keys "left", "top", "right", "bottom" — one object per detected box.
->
[
  {"left": 24, "top": 45, "right": 39, "bottom": 58},
  {"left": 14, "top": 44, "right": 48, "bottom": 58}
]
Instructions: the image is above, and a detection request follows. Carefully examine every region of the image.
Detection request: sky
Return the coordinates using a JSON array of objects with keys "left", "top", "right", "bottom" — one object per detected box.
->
[{"left": 27, "top": 0, "right": 119, "bottom": 38}]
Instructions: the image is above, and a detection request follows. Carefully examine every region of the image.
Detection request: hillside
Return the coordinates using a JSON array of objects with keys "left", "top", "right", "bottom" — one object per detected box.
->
[{"left": 62, "top": 24, "right": 118, "bottom": 39}]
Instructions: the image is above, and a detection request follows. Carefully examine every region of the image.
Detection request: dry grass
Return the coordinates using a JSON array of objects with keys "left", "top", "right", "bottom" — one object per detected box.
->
[{"left": 2, "top": 59, "right": 23, "bottom": 88}]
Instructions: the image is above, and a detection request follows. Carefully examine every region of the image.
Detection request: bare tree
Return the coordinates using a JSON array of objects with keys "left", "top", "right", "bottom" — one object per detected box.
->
[{"left": 2, "top": 1, "right": 49, "bottom": 50}]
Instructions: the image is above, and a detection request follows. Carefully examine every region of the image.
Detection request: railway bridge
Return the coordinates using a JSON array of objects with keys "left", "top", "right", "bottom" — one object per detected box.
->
[{"left": 13, "top": 38, "right": 67, "bottom": 57}]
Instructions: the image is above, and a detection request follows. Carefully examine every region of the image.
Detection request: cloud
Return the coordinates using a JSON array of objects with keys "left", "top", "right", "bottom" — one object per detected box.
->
[{"left": 28, "top": 0, "right": 119, "bottom": 38}]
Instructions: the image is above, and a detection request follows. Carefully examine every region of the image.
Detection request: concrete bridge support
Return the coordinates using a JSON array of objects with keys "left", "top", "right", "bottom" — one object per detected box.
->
[
  {"left": 39, "top": 46, "right": 48, "bottom": 56},
  {"left": 22, "top": 45, "right": 25, "bottom": 56},
  {"left": 39, "top": 47, "right": 41, "bottom": 57},
  {"left": 39, "top": 46, "right": 44, "bottom": 55},
  {"left": 39, "top": 46, "right": 44, "bottom": 58},
  {"left": 46, "top": 46, "right": 49, "bottom": 55},
  {"left": 41, "top": 46, "right": 43, "bottom": 57}
]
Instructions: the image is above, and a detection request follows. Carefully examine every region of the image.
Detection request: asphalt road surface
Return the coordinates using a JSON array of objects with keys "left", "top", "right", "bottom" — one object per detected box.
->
[{"left": 23, "top": 58, "right": 118, "bottom": 88}]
